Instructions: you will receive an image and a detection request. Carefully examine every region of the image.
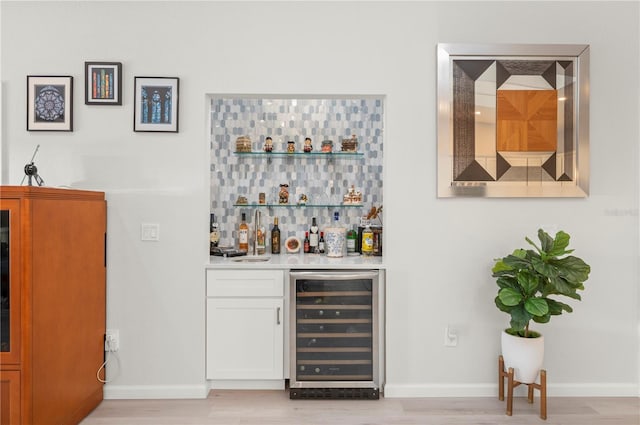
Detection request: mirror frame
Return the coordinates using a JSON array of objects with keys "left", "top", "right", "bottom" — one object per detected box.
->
[{"left": 437, "top": 43, "right": 590, "bottom": 197}]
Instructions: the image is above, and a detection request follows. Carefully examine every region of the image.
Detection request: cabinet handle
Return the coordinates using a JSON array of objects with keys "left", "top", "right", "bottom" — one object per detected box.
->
[{"left": 277, "top": 307, "right": 281, "bottom": 325}]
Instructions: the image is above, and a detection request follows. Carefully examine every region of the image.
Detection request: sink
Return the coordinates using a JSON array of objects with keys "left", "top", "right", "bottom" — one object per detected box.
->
[{"left": 231, "top": 256, "right": 271, "bottom": 263}]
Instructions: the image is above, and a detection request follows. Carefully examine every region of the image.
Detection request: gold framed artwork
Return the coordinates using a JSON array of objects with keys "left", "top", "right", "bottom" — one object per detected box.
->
[{"left": 437, "top": 44, "right": 590, "bottom": 197}]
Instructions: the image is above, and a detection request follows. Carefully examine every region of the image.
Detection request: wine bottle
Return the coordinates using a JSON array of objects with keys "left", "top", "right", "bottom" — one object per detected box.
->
[
  {"left": 303, "top": 231, "right": 310, "bottom": 253},
  {"left": 318, "top": 231, "right": 325, "bottom": 254},
  {"left": 271, "top": 217, "right": 281, "bottom": 254},
  {"left": 209, "top": 213, "right": 220, "bottom": 255},
  {"left": 309, "top": 217, "right": 319, "bottom": 253},
  {"left": 238, "top": 212, "right": 249, "bottom": 252}
]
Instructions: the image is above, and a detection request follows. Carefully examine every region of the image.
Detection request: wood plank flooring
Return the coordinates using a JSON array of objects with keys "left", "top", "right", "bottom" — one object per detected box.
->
[{"left": 80, "top": 390, "right": 639, "bottom": 425}]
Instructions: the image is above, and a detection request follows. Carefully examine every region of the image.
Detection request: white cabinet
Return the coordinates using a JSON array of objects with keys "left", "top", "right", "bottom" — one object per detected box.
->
[{"left": 206, "top": 269, "right": 285, "bottom": 389}]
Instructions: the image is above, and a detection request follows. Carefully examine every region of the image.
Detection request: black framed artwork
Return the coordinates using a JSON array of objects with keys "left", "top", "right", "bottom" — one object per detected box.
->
[
  {"left": 133, "top": 76, "right": 179, "bottom": 132},
  {"left": 85, "top": 61, "right": 122, "bottom": 105},
  {"left": 27, "top": 75, "right": 73, "bottom": 131}
]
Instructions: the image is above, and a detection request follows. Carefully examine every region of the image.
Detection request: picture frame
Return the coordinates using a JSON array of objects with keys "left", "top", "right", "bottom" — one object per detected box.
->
[
  {"left": 437, "top": 43, "right": 590, "bottom": 198},
  {"left": 85, "top": 61, "right": 122, "bottom": 105},
  {"left": 133, "top": 76, "right": 179, "bottom": 132},
  {"left": 27, "top": 75, "right": 73, "bottom": 131}
]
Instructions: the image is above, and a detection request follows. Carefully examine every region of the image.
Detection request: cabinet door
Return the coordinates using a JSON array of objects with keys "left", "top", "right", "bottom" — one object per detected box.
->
[
  {"left": 206, "top": 298, "right": 283, "bottom": 380},
  {"left": 0, "top": 370, "right": 21, "bottom": 425},
  {"left": 0, "top": 201, "right": 21, "bottom": 365}
]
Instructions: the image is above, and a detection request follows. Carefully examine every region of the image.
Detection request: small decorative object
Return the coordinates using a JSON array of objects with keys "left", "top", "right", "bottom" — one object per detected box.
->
[
  {"left": 134, "top": 76, "right": 179, "bottom": 132},
  {"left": 366, "top": 204, "right": 383, "bottom": 225},
  {"left": 27, "top": 75, "right": 73, "bottom": 131},
  {"left": 279, "top": 183, "right": 289, "bottom": 204},
  {"left": 303, "top": 137, "right": 313, "bottom": 153},
  {"left": 297, "top": 194, "right": 308, "bottom": 205},
  {"left": 263, "top": 136, "right": 273, "bottom": 152},
  {"left": 84, "top": 62, "right": 122, "bottom": 105},
  {"left": 493, "top": 229, "right": 590, "bottom": 384},
  {"left": 342, "top": 185, "right": 363, "bottom": 205},
  {"left": 287, "top": 140, "right": 296, "bottom": 153},
  {"left": 321, "top": 139, "right": 333, "bottom": 153},
  {"left": 235, "top": 195, "right": 248, "bottom": 205},
  {"left": 21, "top": 144, "right": 45, "bottom": 186},
  {"left": 341, "top": 134, "right": 358, "bottom": 152},
  {"left": 285, "top": 236, "right": 301, "bottom": 253},
  {"left": 258, "top": 192, "right": 266, "bottom": 204},
  {"left": 235, "top": 136, "right": 252, "bottom": 152}
]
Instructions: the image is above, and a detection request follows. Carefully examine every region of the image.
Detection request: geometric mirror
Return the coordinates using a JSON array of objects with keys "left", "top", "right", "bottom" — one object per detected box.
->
[{"left": 437, "top": 44, "right": 590, "bottom": 197}]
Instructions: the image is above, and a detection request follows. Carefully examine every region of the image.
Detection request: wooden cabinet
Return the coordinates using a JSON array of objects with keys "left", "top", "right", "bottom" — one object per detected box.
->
[
  {"left": 206, "top": 269, "right": 285, "bottom": 388},
  {"left": 0, "top": 186, "right": 106, "bottom": 425}
]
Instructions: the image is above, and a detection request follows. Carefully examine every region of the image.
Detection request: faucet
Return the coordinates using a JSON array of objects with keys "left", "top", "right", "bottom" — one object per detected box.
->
[{"left": 253, "top": 210, "right": 261, "bottom": 255}]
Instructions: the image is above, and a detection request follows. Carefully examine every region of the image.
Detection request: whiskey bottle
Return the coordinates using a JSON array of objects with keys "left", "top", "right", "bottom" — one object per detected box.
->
[{"left": 238, "top": 212, "right": 249, "bottom": 252}]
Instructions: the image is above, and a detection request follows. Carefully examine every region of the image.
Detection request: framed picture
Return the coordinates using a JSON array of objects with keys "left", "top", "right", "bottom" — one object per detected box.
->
[
  {"left": 27, "top": 75, "right": 73, "bottom": 131},
  {"left": 437, "top": 44, "right": 590, "bottom": 197},
  {"left": 133, "top": 76, "right": 179, "bottom": 132},
  {"left": 85, "top": 61, "right": 122, "bottom": 105}
]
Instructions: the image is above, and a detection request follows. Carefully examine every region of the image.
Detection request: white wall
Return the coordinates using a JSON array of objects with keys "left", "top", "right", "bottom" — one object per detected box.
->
[{"left": 1, "top": 1, "right": 638, "bottom": 398}]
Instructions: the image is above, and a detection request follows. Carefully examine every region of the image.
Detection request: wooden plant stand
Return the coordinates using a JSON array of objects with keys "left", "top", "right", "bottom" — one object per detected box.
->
[{"left": 498, "top": 355, "right": 547, "bottom": 420}]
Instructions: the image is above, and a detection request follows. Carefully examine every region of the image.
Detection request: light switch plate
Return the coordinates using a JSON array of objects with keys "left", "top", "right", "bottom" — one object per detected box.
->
[{"left": 141, "top": 223, "right": 160, "bottom": 241}]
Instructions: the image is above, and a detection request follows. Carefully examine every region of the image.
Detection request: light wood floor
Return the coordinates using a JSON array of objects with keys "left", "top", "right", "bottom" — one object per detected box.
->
[{"left": 80, "top": 390, "right": 639, "bottom": 425}]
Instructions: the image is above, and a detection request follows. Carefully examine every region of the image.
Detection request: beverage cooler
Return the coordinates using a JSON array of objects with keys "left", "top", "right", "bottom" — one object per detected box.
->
[{"left": 289, "top": 270, "right": 382, "bottom": 399}]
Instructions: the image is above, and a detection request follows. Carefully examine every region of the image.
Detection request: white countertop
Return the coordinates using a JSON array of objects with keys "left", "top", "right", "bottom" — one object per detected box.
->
[{"left": 206, "top": 253, "right": 385, "bottom": 269}]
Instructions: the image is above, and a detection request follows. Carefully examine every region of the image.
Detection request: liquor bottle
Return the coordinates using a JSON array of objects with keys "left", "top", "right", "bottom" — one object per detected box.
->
[
  {"left": 238, "top": 212, "right": 249, "bottom": 252},
  {"left": 209, "top": 213, "right": 220, "bottom": 255},
  {"left": 271, "top": 217, "right": 281, "bottom": 254},
  {"left": 361, "top": 220, "right": 374, "bottom": 256},
  {"left": 303, "top": 231, "right": 310, "bottom": 253},
  {"left": 346, "top": 226, "right": 357, "bottom": 254},
  {"left": 256, "top": 224, "right": 266, "bottom": 255},
  {"left": 318, "top": 231, "right": 325, "bottom": 254},
  {"left": 309, "top": 217, "right": 319, "bottom": 253}
]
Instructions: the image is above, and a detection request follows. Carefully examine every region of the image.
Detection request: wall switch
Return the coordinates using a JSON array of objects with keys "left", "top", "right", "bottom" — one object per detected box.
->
[
  {"left": 444, "top": 326, "right": 458, "bottom": 347},
  {"left": 141, "top": 223, "right": 160, "bottom": 241},
  {"left": 105, "top": 329, "right": 119, "bottom": 352}
]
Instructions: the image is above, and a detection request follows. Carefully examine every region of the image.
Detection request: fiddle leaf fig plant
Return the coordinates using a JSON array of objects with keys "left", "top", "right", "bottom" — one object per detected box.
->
[{"left": 492, "top": 229, "right": 591, "bottom": 338}]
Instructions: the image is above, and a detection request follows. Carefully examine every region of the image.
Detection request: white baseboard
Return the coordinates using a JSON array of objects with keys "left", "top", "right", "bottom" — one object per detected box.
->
[
  {"left": 383, "top": 383, "right": 639, "bottom": 398},
  {"left": 208, "top": 380, "right": 285, "bottom": 390},
  {"left": 104, "top": 384, "right": 209, "bottom": 399}
]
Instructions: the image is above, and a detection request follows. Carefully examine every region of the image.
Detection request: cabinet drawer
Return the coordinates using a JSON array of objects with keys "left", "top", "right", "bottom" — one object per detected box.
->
[{"left": 207, "top": 269, "right": 284, "bottom": 297}]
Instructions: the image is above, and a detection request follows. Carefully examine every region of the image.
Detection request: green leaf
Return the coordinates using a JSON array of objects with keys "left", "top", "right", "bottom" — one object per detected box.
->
[
  {"left": 525, "top": 298, "right": 549, "bottom": 317},
  {"left": 538, "top": 229, "right": 555, "bottom": 254},
  {"left": 495, "top": 296, "right": 514, "bottom": 313},
  {"left": 517, "top": 271, "right": 539, "bottom": 295},
  {"left": 496, "top": 276, "right": 518, "bottom": 290},
  {"left": 502, "top": 253, "right": 531, "bottom": 270},
  {"left": 509, "top": 304, "right": 532, "bottom": 331},
  {"left": 553, "top": 256, "right": 591, "bottom": 284},
  {"left": 548, "top": 230, "right": 571, "bottom": 257},
  {"left": 492, "top": 260, "right": 512, "bottom": 274},
  {"left": 532, "top": 313, "right": 550, "bottom": 323},
  {"left": 531, "top": 256, "right": 559, "bottom": 279},
  {"left": 498, "top": 288, "right": 522, "bottom": 306},
  {"left": 546, "top": 298, "right": 573, "bottom": 315}
]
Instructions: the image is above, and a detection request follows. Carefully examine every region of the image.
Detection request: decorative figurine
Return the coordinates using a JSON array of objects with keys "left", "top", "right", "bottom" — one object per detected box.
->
[
  {"left": 279, "top": 183, "right": 289, "bottom": 204},
  {"left": 342, "top": 185, "right": 363, "bottom": 205},
  {"left": 303, "top": 137, "right": 313, "bottom": 153},
  {"left": 321, "top": 139, "right": 333, "bottom": 153},
  {"left": 341, "top": 134, "right": 358, "bottom": 152},
  {"left": 235, "top": 195, "right": 248, "bottom": 205},
  {"left": 287, "top": 140, "right": 296, "bottom": 153},
  {"left": 263, "top": 136, "right": 273, "bottom": 152},
  {"left": 236, "top": 136, "right": 252, "bottom": 153},
  {"left": 259, "top": 192, "right": 266, "bottom": 204},
  {"left": 297, "top": 193, "right": 308, "bottom": 205}
]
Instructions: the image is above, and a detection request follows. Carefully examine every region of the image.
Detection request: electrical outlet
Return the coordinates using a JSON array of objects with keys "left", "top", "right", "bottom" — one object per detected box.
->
[
  {"left": 444, "top": 326, "right": 458, "bottom": 347},
  {"left": 105, "top": 329, "right": 119, "bottom": 352}
]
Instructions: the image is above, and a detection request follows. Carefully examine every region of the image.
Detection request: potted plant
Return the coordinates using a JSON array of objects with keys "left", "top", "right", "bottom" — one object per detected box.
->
[{"left": 492, "top": 229, "right": 591, "bottom": 383}]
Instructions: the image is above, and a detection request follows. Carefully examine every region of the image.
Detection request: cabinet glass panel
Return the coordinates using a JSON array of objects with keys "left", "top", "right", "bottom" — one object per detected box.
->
[
  {"left": 295, "top": 278, "right": 373, "bottom": 381},
  {"left": 0, "top": 210, "right": 9, "bottom": 352}
]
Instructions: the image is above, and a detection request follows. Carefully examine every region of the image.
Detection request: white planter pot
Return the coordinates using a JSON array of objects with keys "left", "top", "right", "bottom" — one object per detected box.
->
[{"left": 501, "top": 330, "right": 544, "bottom": 384}]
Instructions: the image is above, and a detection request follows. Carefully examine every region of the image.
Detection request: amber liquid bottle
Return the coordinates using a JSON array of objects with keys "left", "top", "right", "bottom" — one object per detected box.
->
[
  {"left": 271, "top": 217, "right": 281, "bottom": 254},
  {"left": 238, "top": 213, "right": 249, "bottom": 252}
]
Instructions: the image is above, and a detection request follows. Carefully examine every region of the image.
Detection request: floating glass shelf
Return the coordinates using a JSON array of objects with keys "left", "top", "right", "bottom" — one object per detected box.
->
[
  {"left": 233, "top": 203, "right": 363, "bottom": 208},
  {"left": 234, "top": 151, "right": 363, "bottom": 158}
]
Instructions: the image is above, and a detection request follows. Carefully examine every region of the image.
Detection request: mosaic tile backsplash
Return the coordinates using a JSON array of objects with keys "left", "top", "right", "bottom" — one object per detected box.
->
[{"left": 210, "top": 96, "right": 384, "bottom": 247}]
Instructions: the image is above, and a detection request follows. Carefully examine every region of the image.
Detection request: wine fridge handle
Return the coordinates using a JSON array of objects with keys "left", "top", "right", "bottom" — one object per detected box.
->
[{"left": 277, "top": 307, "right": 281, "bottom": 325}]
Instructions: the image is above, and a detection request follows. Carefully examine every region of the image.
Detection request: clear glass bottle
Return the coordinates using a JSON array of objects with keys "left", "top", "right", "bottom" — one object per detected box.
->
[
  {"left": 346, "top": 226, "right": 357, "bottom": 254},
  {"left": 238, "top": 212, "right": 249, "bottom": 252}
]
